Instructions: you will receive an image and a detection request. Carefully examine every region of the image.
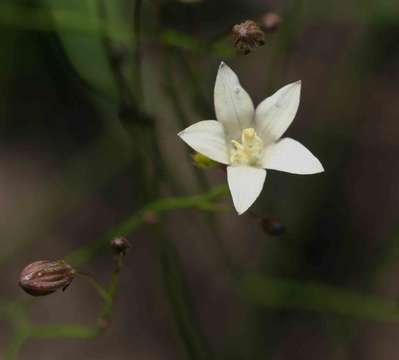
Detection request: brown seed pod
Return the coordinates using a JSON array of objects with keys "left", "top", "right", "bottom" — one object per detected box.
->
[
  {"left": 232, "top": 20, "right": 265, "bottom": 55},
  {"left": 110, "top": 237, "right": 131, "bottom": 255},
  {"left": 261, "top": 217, "right": 286, "bottom": 237},
  {"left": 19, "top": 260, "right": 76, "bottom": 296},
  {"left": 260, "top": 12, "right": 282, "bottom": 33}
]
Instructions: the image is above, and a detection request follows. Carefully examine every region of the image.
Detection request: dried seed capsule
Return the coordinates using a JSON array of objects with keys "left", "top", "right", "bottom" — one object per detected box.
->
[
  {"left": 260, "top": 13, "right": 282, "bottom": 33},
  {"left": 110, "top": 237, "right": 131, "bottom": 255},
  {"left": 19, "top": 260, "right": 75, "bottom": 296},
  {"left": 232, "top": 20, "right": 265, "bottom": 55},
  {"left": 261, "top": 217, "right": 286, "bottom": 237}
]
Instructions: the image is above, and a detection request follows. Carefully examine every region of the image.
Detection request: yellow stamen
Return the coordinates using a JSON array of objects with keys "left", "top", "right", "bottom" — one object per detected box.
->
[{"left": 230, "top": 128, "right": 263, "bottom": 166}]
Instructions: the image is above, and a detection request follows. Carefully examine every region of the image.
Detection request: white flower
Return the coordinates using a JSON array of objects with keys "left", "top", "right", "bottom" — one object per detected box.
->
[{"left": 178, "top": 62, "right": 324, "bottom": 215}]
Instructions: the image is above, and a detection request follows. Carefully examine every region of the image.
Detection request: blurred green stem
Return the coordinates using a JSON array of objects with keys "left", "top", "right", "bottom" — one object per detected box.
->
[
  {"left": 96, "top": 253, "right": 124, "bottom": 330},
  {"left": 97, "top": 0, "right": 138, "bottom": 117},
  {"left": 1, "top": 186, "right": 227, "bottom": 359},
  {"left": 163, "top": 49, "right": 208, "bottom": 191},
  {"left": 241, "top": 274, "right": 399, "bottom": 322},
  {"left": 77, "top": 272, "right": 111, "bottom": 303},
  {"left": 175, "top": 51, "right": 212, "bottom": 115},
  {"left": 66, "top": 184, "right": 228, "bottom": 267},
  {"left": 265, "top": 0, "right": 305, "bottom": 89},
  {"left": 4, "top": 253, "right": 125, "bottom": 360},
  {"left": 156, "top": 225, "right": 212, "bottom": 360},
  {"left": 3, "top": 301, "right": 32, "bottom": 360},
  {"left": 4, "top": 333, "right": 29, "bottom": 360},
  {"left": 0, "top": 3, "right": 132, "bottom": 44},
  {"left": 133, "top": 0, "right": 143, "bottom": 101},
  {"left": 0, "top": 4, "right": 233, "bottom": 57},
  {"left": 170, "top": 51, "right": 238, "bottom": 277}
]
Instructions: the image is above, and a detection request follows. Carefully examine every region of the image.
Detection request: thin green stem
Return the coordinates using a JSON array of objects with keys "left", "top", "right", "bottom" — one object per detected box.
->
[
  {"left": 156, "top": 225, "right": 212, "bottom": 360},
  {"left": 77, "top": 272, "right": 111, "bottom": 303},
  {"left": 97, "top": 253, "right": 124, "bottom": 329},
  {"left": 29, "top": 324, "right": 98, "bottom": 339},
  {"left": 4, "top": 332, "right": 29, "bottom": 360},
  {"left": 97, "top": 0, "right": 139, "bottom": 119},
  {"left": 172, "top": 50, "right": 246, "bottom": 276},
  {"left": 163, "top": 49, "right": 209, "bottom": 191},
  {"left": 264, "top": 0, "right": 305, "bottom": 89},
  {"left": 4, "top": 254, "right": 126, "bottom": 359},
  {"left": 4, "top": 301, "right": 32, "bottom": 360},
  {"left": 133, "top": 0, "right": 144, "bottom": 101},
  {"left": 175, "top": 51, "right": 212, "bottom": 115},
  {"left": 66, "top": 185, "right": 228, "bottom": 267},
  {"left": 1, "top": 187, "right": 227, "bottom": 359}
]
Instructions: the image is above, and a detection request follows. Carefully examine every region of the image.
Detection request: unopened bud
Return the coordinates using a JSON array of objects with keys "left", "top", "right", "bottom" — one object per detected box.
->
[
  {"left": 261, "top": 217, "right": 286, "bottom": 236},
  {"left": 260, "top": 13, "right": 282, "bottom": 33},
  {"left": 110, "top": 237, "right": 130, "bottom": 255},
  {"left": 19, "top": 260, "right": 75, "bottom": 296},
  {"left": 232, "top": 20, "right": 265, "bottom": 55},
  {"left": 192, "top": 152, "right": 216, "bottom": 168}
]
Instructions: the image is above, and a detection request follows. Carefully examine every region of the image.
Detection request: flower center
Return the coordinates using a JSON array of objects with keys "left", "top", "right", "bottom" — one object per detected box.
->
[{"left": 230, "top": 128, "right": 264, "bottom": 166}]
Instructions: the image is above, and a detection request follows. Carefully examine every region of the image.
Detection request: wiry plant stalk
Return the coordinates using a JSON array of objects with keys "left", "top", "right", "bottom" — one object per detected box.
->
[{"left": 133, "top": 0, "right": 143, "bottom": 101}]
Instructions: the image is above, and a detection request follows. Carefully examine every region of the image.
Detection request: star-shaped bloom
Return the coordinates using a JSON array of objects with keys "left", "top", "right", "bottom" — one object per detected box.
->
[{"left": 178, "top": 62, "right": 324, "bottom": 215}]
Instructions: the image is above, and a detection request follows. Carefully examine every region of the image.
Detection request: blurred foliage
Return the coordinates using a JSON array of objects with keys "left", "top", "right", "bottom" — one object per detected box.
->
[
  {"left": 42, "top": 0, "right": 120, "bottom": 97},
  {"left": 242, "top": 275, "right": 399, "bottom": 322},
  {"left": 1, "top": 0, "right": 399, "bottom": 359}
]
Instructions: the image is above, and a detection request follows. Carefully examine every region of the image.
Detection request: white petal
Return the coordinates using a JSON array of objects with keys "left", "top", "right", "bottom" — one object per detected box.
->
[
  {"left": 178, "top": 120, "right": 229, "bottom": 164},
  {"left": 214, "top": 62, "right": 255, "bottom": 141},
  {"left": 227, "top": 166, "right": 266, "bottom": 215},
  {"left": 261, "top": 138, "right": 324, "bottom": 174},
  {"left": 255, "top": 81, "right": 301, "bottom": 143}
]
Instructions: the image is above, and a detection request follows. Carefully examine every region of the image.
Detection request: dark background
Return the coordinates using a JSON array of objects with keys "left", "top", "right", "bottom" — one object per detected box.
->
[{"left": 1, "top": 0, "right": 399, "bottom": 359}]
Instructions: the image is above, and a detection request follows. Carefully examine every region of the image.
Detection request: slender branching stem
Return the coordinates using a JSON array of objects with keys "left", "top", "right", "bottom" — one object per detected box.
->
[{"left": 133, "top": 0, "right": 143, "bottom": 101}]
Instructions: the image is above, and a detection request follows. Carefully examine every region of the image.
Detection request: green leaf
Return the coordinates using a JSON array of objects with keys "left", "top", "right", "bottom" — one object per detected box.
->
[
  {"left": 0, "top": 3, "right": 131, "bottom": 43},
  {"left": 41, "top": 0, "right": 130, "bottom": 97}
]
